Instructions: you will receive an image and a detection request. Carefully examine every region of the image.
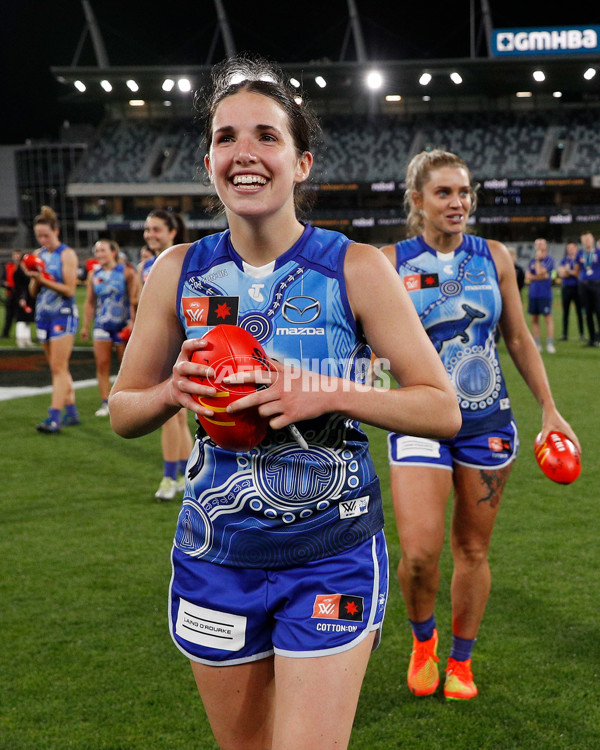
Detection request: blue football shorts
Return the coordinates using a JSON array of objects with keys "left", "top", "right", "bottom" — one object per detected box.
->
[
  {"left": 169, "top": 529, "right": 389, "bottom": 666},
  {"left": 36, "top": 313, "right": 79, "bottom": 342},
  {"left": 528, "top": 297, "right": 553, "bottom": 316},
  {"left": 93, "top": 325, "right": 126, "bottom": 344},
  {"left": 388, "top": 420, "right": 519, "bottom": 471}
]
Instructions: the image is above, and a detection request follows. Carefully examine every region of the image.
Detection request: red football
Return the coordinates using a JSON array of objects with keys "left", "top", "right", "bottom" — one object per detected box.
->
[
  {"left": 118, "top": 324, "right": 133, "bottom": 343},
  {"left": 86, "top": 258, "right": 101, "bottom": 274},
  {"left": 22, "top": 253, "right": 46, "bottom": 273},
  {"left": 190, "top": 325, "right": 272, "bottom": 452},
  {"left": 534, "top": 431, "right": 581, "bottom": 485}
]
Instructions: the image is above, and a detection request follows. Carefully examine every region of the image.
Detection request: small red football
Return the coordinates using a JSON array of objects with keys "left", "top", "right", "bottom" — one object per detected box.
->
[
  {"left": 190, "top": 325, "right": 272, "bottom": 452},
  {"left": 86, "top": 258, "right": 101, "bottom": 274},
  {"left": 118, "top": 324, "right": 133, "bottom": 343},
  {"left": 534, "top": 431, "right": 581, "bottom": 485},
  {"left": 22, "top": 253, "right": 46, "bottom": 273}
]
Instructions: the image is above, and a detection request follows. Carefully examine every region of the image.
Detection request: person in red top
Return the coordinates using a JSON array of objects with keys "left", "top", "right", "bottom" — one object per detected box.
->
[
  {"left": 12, "top": 250, "right": 36, "bottom": 347},
  {"left": 1, "top": 250, "right": 19, "bottom": 337}
]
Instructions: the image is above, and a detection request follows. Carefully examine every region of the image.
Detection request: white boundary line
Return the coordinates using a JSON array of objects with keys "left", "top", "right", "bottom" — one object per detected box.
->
[
  {"left": 0, "top": 347, "right": 116, "bottom": 401},
  {"left": 0, "top": 377, "right": 114, "bottom": 402}
]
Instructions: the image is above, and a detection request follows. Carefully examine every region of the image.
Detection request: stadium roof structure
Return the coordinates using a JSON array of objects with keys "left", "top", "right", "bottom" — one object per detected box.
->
[
  {"left": 50, "top": 2, "right": 600, "bottom": 116},
  {"left": 51, "top": 53, "right": 600, "bottom": 119}
]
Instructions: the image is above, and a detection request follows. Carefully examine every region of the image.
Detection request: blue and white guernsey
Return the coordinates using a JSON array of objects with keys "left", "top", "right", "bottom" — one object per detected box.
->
[
  {"left": 141, "top": 256, "right": 156, "bottom": 285},
  {"left": 393, "top": 234, "right": 513, "bottom": 437},
  {"left": 35, "top": 244, "right": 78, "bottom": 322},
  {"left": 174, "top": 224, "right": 383, "bottom": 569},
  {"left": 91, "top": 263, "right": 130, "bottom": 331}
]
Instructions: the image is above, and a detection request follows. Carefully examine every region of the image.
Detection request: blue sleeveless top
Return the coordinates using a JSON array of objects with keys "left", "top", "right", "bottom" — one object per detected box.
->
[
  {"left": 173, "top": 224, "right": 383, "bottom": 569},
  {"left": 35, "top": 244, "right": 78, "bottom": 321},
  {"left": 141, "top": 257, "right": 156, "bottom": 285},
  {"left": 91, "top": 263, "right": 130, "bottom": 331},
  {"left": 393, "top": 234, "right": 513, "bottom": 437}
]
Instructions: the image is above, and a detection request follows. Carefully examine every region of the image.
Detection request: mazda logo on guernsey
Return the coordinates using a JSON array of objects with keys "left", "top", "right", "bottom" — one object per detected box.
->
[
  {"left": 465, "top": 270, "right": 487, "bottom": 284},
  {"left": 281, "top": 296, "right": 321, "bottom": 324}
]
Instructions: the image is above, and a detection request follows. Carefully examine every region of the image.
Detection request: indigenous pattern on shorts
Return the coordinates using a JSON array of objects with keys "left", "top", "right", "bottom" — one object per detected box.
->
[
  {"left": 174, "top": 224, "right": 384, "bottom": 569},
  {"left": 91, "top": 263, "right": 130, "bottom": 331},
  {"left": 35, "top": 244, "right": 78, "bottom": 321},
  {"left": 393, "top": 233, "right": 513, "bottom": 437}
]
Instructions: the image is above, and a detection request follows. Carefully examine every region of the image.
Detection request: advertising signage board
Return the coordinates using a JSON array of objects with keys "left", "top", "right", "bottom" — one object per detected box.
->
[{"left": 492, "top": 26, "right": 600, "bottom": 56}]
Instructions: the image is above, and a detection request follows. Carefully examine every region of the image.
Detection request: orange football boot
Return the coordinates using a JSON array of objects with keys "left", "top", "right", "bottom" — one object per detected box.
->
[
  {"left": 444, "top": 657, "right": 478, "bottom": 700},
  {"left": 407, "top": 629, "right": 440, "bottom": 696}
]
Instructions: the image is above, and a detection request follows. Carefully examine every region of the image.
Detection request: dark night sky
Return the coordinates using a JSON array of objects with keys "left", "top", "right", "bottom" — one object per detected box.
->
[{"left": 0, "top": 1, "right": 591, "bottom": 144}]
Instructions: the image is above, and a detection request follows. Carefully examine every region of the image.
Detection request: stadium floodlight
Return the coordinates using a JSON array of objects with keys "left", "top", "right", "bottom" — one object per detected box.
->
[
  {"left": 419, "top": 73, "right": 432, "bottom": 86},
  {"left": 129, "top": 99, "right": 145, "bottom": 107},
  {"left": 290, "top": 77, "right": 301, "bottom": 88},
  {"left": 366, "top": 71, "right": 384, "bottom": 90},
  {"left": 553, "top": 91, "right": 562, "bottom": 98},
  {"left": 178, "top": 78, "right": 192, "bottom": 92},
  {"left": 74, "top": 80, "right": 86, "bottom": 93},
  {"left": 100, "top": 80, "right": 112, "bottom": 92},
  {"left": 450, "top": 72, "right": 463, "bottom": 85},
  {"left": 533, "top": 70, "right": 545, "bottom": 82},
  {"left": 584, "top": 67, "right": 597, "bottom": 80},
  {"left": 162, "top": 78, "right": 175, "bottom": 92},
  {"left": 386, "top": 95, "right": 402, "bottom": 102},
  {"left": 315, "top": 76, "right": 327, "bottom": 88},
  {"left": 516, "top": 91, "right": 533, "bottom": 98},
  {"left": 126, "top": 79, "right": 139, "bottom": 92}
]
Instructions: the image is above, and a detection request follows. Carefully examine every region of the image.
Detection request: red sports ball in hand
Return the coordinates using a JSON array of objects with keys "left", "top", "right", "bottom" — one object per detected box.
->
[
  {"left": 118, "top": 324, "right": 133, "bottom": 343},
  {"left": 22, "top": 253, "right": 46, "bottom": 273},
  {"left": 534, "top": 431, "right": 581, "bottom": 485},
  {"left": 191, "top": 325, "right": 273, "bottom": 452},
  {"left": 86, "top": 258, "right": 101, "bottom": 274}
]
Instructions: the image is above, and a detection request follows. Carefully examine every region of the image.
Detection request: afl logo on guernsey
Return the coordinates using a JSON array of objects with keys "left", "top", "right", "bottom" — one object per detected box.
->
[
  {"left": 182, "top": 296, "right": 239, "bottom": 327},
  {"left": 403, "top": 273, "right": 439, "bottom": 292}
]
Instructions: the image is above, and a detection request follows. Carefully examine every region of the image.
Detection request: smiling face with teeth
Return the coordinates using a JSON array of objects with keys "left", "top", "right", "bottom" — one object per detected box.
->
[
  {"left": 413, "top": 166, "right": 472, "bottom": 250},
  {"left": 204, "top": 90, "right": 312, "bottom": 223}
]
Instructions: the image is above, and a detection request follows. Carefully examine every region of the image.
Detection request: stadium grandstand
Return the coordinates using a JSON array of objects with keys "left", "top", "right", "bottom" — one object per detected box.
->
[{"left": 2, "top": 0, "right": 600, "bottom": 265}]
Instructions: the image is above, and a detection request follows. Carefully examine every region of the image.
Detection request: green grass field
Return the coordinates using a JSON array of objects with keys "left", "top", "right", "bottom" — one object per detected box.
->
[{"left": 1, "top": 290, "right": 599, "bottom": 749}]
